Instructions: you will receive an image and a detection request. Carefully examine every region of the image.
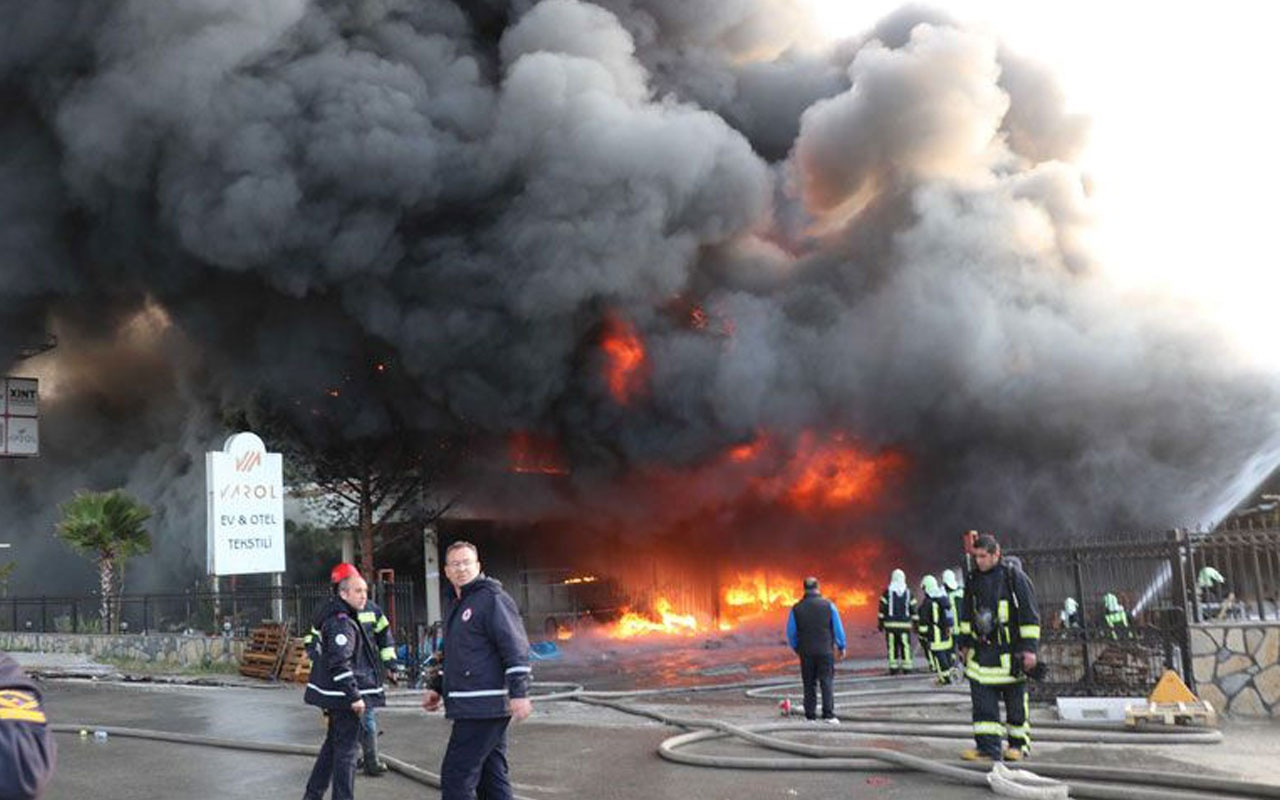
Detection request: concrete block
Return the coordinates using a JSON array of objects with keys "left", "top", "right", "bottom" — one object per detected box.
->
[{"left": 1057, "top": 696, "right": 1146, "bottom": 722}]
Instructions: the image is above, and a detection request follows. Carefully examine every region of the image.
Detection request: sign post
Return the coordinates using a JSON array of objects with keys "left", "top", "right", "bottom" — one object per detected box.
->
[
  {"left": 1, "top": 377, "right": 39, "bottom": 457},
  {"left": 206, "top": 432, "right": 287, "bottom": 620}
]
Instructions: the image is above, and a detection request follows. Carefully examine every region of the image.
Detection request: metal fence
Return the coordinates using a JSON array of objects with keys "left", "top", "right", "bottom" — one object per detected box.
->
[
  {"left": 1183, "top": 526, "right": 1280, "bottom": 622},
  {"left": 1007, "top": 535, "right": 1190, "bottom": 698},
  {"left": 1005, "top": 527, "right": 1280, "bottom": 697},
  {"left": 0, "top": 580, "right": 421, "bottom": 666}
]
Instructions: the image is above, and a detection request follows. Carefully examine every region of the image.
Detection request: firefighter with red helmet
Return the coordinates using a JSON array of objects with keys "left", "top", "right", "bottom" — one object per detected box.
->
[
  {"left": 302, "top": 568, "right": 385, "bottom": 800},
  {"left": 304, "top": 563, "right": 402, "bottom": 776}
]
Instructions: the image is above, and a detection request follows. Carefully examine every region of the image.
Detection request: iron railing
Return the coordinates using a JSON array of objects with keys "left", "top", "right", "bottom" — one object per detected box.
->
[
  {"left": 1004, "top": 526, "right": 1280, "bottom": 695},
  {"left": 0, "top": 580, "right": 421, "bottom": 669}
]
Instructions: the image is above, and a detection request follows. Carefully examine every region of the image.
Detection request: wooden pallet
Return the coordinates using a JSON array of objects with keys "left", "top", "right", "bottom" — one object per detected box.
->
[
  {"left": 1125, "top": 700, "right": 1217, "bottom": 728},
  {"left": 238, "top": 622, "right": 291, "bottom": 680},
  {"left": 278, "top": 638, "right": 312, "bottom": 684}
]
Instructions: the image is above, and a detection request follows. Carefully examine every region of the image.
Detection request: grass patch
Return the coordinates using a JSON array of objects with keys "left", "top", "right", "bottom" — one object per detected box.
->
[{"left": 96, "top": 655, "right": 241, "bottom": 677}]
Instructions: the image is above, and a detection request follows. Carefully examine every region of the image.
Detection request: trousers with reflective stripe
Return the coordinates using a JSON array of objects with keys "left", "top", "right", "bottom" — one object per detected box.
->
[{"left": 970, "top": 678, "right": 1030, "bottom": 758}]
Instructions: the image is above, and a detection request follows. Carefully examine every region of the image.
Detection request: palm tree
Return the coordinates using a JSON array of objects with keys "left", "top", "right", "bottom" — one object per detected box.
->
[{"left": 55, "top": 490, "right": 152, "bottom": 633}]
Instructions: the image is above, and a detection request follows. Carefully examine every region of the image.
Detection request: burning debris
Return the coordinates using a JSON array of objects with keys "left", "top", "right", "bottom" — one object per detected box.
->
[{"left": 2, "top": 0, "right": 1279, "bottom": 596}]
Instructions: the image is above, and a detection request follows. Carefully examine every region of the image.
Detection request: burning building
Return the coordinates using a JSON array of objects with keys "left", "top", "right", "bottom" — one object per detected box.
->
[{"left": 2, "top": 1, "right": 1279, "bottom": 611}]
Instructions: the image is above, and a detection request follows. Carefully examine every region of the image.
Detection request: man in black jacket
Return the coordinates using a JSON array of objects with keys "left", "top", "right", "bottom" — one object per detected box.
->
[
  {"left": 0, "top": 651, "right": 54, "bottom": 799},
  {"left": 785, "top": 577, "right": 847, "bottom": 723},
  {"left": 302, "top": 571, "right": 385, "bottom": 800},
  {"left": 304, "top": 563, "right": 403, "bottom": 776},
  {"left": 956, "top": 534, "right": 1041, "bottom": 762},
  {"left": 423, "top": 541, "right": 532, "bottom": 800}
]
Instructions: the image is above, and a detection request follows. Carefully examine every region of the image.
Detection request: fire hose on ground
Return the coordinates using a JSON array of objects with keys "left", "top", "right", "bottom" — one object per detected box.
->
[
  {"left": 50, "top": 674, "right": 1280, "bottom": 800},
  {"left": 546, "top": 674, "right": 1278, "bottom": 800}
]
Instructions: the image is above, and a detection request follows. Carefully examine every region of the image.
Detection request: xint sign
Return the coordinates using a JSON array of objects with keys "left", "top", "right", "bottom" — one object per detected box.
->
[{"left": 1, "top": 378, "right": 39, "bottom": 457}]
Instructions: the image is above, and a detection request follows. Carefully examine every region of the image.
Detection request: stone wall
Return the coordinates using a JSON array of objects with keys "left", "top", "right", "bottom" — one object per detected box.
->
[
  {"left": 0, "top": 632, "right": 243, "bottom": 667},
  {"left": 1189, "top": 622, "right": 1280, "bottom": 717}
]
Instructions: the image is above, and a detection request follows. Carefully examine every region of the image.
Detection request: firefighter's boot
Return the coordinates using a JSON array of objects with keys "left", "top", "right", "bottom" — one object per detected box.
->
[{"left": 360, "top": 728, "right": 388, "bottom": 776}]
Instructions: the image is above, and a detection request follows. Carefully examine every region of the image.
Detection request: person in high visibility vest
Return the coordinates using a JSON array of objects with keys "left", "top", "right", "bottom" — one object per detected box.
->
[
  {"left": 1102, "top": 592, "right": 1132, "bottom": 638},
  {"left": 916, "top": 575, "right": 954, "bottom": 684},
  {"left": 877, "top": 569, "right": 917, "bottom": 674},
  {"left": 942, "top": 568, "right": 964, "bottom": 676},
  {"left": 956, "top": 534, "right": 1040, "bottom": 762}
]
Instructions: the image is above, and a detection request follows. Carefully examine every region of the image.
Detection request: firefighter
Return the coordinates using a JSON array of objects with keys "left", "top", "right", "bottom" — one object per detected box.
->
[
  {"left": 956, "top": 534, "right": 1040, "bottom": 762},
  {"left": 878, "top": 568, "right": 917, "bottom": 674},
  {"left": 1197, "top": 566, "right": 1230, "bottom": 620},
  {"left": 1059, "top": 597, "right": 1081, "bottom": 629},
  {"left": 1102, "top": 592, "right": 1132, "bottom": 638},
  {"left": 941, "top": 569, "right": 963, "bottom": 625},
  {"left": 305, "top": 563, "right": 404, "bottom": 776},
  {"left": 302, "top": 570, "right": 386, "bottom": 800},
  {"left": 0, "top": 651, "right": 54, "bottom": 799},
  {"left": 916, "top": 575, "right": 954, "bottom": 684}
]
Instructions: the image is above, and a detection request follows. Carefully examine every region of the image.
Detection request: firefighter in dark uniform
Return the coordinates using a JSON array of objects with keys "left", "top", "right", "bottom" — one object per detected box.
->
[
  {"left": 302, "top": 570, "right": 386, "bottom": 800},
  {"left": 917, "top": 575, "right": 954, "bottom": 684},
  {"left": 0, "top": 651, "right": 54, "bottom": 799},
  {"left": 877, "top": 568, "right": 917, "bottom": 674},
  {"left": 423, "top": 541, "right": 532, "bottom": 800},
  {"left": 956, "top": 534, "right": 1041, "bottom": 762},
  {"left": 305, "top": 563, "right": 403, "bottom": 776},
  {"left": 785, "top": 577, "right": 847, "bottom": 722}
]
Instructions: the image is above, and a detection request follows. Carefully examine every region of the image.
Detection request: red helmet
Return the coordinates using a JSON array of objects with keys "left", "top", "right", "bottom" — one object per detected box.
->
[{"left": 330, "top": 563, "right": 360, "bottom": 585}]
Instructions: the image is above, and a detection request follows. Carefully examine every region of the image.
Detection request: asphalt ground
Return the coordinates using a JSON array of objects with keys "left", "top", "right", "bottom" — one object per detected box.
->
[{"left": 24, "top": 636, "right": 1280, "bottom": 800}]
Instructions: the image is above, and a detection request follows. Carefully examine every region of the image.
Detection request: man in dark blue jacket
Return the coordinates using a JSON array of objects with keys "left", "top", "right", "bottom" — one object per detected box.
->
[
  {"left": 304, "top": 563, "right": 403, "bottom": 776},
  {"left": 423, "top": 541, "right": 532, "bottom": 800},
  {"left": 0, "top": 651, "right": 54, "bottom": 799},
  {"left": 785, "top": 577, "right": 847, "bottom": 723},
  {"left": 303, "top": 571, "right": 385, "bottom": 800}
]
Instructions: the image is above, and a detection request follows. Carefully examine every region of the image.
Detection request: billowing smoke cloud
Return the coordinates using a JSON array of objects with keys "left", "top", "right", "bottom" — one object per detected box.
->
[{"left": 2, "top": 0, "right": 1276, "bottom": 593}]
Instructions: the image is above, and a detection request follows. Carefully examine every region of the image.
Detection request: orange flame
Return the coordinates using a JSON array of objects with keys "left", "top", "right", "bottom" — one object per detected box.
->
[
  {"left": 726, "top": 437, "right": 767, "bottom": 463},
  {"left": 612, "top": 597, "right": 701, "bottom": 638},
  {"left": 601, "top": 314, "right": 647, "bottom": 403},
  {"left": 508, "top": 431, "right": 569, "bottom": 475},
  {"left": 780, "top": 433, "right": 905, "bottom": 510},
  {"left": 719, "top": 571, "right": 872, "bottom": 627}
]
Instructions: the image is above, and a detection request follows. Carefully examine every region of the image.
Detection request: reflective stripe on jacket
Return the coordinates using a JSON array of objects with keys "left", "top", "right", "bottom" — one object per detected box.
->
[{"left": 304, "top": 597, "right": 386, "bottom": 710}]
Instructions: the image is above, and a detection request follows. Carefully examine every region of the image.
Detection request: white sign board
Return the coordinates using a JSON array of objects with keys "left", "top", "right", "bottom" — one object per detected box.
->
[
  {"left": 206, "top": 432, "right": 286, "bottom": 576},
  {"left": 1, "top": 378, "right": 38, "bottom": 457}
]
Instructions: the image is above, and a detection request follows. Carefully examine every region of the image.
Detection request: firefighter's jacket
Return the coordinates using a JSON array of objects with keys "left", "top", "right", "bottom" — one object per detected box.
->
[
  {"left": 428, "top": 575, "right": 532, "bottom": 720},
  {"left": 956, "top": 561, "right": 1040, "bottom": 685},
  {"left": 1104, "top": 607, "right": 1132, "bottom": 637},
  {"left": 878, "top": 588, "right": 917, "bottom": 632},
  {"left": 917, "top": 594, "right": 954, "bottom": 652},
  {"left": 306, "top": 598, "right": 400, "bottom": 674},
  {"left": 304, "top": 597, "right": 386, "bottom": 711},
  {"left": 0, "top": 652, "right": 54, "bottom": 799}
]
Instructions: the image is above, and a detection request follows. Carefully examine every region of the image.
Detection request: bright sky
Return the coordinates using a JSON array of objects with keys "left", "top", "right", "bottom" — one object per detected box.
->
[{"left": 803, "top": 1, "right": 1280, "bottom": 371}]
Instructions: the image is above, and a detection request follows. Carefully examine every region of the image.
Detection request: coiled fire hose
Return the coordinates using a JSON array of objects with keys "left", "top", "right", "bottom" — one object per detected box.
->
[{"left": 557, "top": 674, "right": 1277, "bottom": 800}]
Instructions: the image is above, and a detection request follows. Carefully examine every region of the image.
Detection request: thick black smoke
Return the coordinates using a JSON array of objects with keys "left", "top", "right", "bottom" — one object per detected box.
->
[{"left": 2, "top": 0, "right": 1276, "bottom": 593}]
